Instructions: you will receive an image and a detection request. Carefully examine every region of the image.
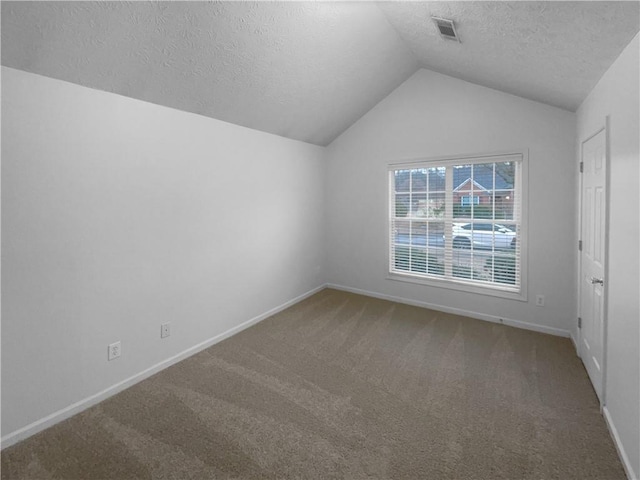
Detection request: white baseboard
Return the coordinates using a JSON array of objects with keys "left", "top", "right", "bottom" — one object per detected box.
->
[
  {"left": 603, "top": 406, "right": 638, "bottom": 480},
  {"left": 327, "top": 283, "right": 571, "bottom": 338},
  {"left": 0, "top": 284, "right": 326, "bottom": 450},
  {"left": 570, "top": 333, "right": 579, "bottom": 354}
]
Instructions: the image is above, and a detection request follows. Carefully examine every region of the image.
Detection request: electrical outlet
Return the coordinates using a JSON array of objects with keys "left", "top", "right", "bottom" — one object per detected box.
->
[
  {"left": 108, "top": 341, "right": 121, "bottom": 361},
  {"left": 535, "top": 295, "right": 545, "bottom": 307},
  {"left": 161, "top": 322, "right": 171, "bottom": 339}
]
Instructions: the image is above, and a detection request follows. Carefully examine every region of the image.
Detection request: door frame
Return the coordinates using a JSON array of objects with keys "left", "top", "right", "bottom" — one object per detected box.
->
[{"left": 577, "top": 117, "right": 610, "bottom": 408}]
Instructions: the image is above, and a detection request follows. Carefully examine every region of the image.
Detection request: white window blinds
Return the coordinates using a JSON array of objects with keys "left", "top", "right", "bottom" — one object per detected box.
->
[{"left": 389, "top": 154, "right": 524, "bottom": 293}]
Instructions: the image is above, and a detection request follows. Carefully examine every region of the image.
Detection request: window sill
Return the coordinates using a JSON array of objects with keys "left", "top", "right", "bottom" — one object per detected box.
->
[{"left": 387, "top": 271, "right": 527, "bottom": 302}]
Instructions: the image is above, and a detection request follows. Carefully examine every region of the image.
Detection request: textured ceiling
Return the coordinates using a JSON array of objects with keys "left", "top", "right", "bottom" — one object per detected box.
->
[
  {"left": 1, "top": 1, "right": 418, "bottom": 146},
  {"left": 377, "top": 1, "right": 640, "bottom": 112},
  {"left": 2, "top": 2, "right": 639, "bottom": 146}
]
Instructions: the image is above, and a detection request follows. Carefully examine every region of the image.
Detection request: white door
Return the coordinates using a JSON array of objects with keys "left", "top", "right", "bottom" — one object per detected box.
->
[{"left": 580, "top": 128, "right": 607, "bottom": 402}]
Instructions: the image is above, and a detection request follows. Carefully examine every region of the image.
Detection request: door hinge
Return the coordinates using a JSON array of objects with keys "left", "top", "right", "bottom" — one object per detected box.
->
[
  {"left": 580, "top": 161, "right": 584, "bottom": 173},
  {"left": 578, "top": 240, "right": 582, "bottom": 251},
  {"left": 578, "top": 317, "right": 582, "bottom": 329}
]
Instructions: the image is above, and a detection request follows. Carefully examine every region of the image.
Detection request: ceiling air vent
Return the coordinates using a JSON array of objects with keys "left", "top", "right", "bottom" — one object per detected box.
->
[{"left": 432, "top": 17, "right": 460, "bottom": 42}]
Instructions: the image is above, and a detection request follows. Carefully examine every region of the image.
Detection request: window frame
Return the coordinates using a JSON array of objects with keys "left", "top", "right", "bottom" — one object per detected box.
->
[{"left": 386, "top": 150, "right": 528, "bottom": 302}]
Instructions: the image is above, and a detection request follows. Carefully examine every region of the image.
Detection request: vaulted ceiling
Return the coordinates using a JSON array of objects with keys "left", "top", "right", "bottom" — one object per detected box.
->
[{"left": 2, "top": 1, "right": 639, "bottom": 146}]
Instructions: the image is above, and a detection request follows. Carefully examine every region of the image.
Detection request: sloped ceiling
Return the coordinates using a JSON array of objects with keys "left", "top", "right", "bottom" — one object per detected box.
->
[
  {"left": 2, "top": 1, "right": 639, "bottom": 146},
  {"left": 377, "top": 1, "right": 640, "bottom": 112},
  {"left": 1, "top": 1, "right": 419, "bottom": 146}
]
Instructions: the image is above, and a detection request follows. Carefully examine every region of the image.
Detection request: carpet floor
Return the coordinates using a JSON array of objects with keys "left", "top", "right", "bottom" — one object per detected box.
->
[{"left": 1, "top": 289, "right": 625, "bottom": 479}]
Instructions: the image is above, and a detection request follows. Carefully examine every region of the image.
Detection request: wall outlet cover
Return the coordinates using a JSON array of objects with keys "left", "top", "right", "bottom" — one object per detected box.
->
[
  {"left": 161, "top": 322, "right": 171, "bottom": 338},
  {"left": 108, "top": 341, "right": 121, "bottom": 361}
]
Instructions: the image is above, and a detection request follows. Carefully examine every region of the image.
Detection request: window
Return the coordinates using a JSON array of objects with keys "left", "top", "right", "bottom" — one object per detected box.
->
[
  {"left": 461, "top": 195, "right": 480, "bottom": 206},
  {"left": 388, "top": 152, "right": 526, "bottom": 299}
]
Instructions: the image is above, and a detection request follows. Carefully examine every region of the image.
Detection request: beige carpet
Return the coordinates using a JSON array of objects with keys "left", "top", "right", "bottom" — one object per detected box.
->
[{"left": 1, "top": 289, "right": 625, "bottom": 479}]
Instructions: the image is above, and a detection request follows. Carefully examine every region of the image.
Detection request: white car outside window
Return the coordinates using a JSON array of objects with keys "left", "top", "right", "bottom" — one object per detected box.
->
[{"left": 452, "top": 223, "right": 516, "bottom": 249}]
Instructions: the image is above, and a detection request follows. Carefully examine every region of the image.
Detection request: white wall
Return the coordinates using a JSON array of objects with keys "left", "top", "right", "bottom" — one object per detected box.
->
[
  {"left": 325, "top": 68, "right": 576, "bottom": 335},
  {"left": 577, "top": 34, "right": 639, "bottom": 479},
  {"left": 1, "top": 67, "right": 325, "bottom": 442}
]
